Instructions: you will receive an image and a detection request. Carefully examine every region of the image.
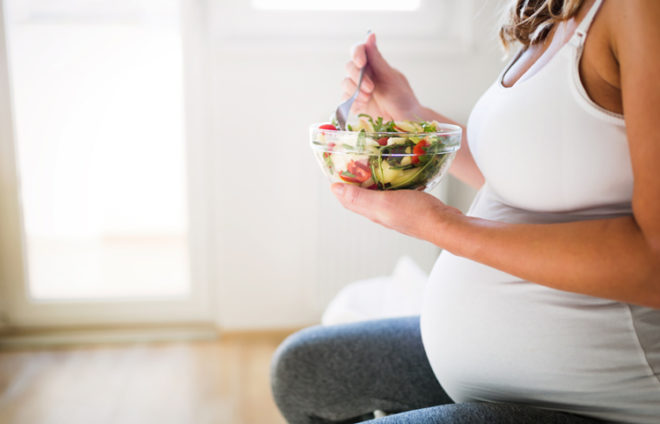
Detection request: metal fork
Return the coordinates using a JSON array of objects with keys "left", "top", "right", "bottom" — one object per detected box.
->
[
  {"left": 335, "top": 31, "right": 371, "bottom": 130},
  {"left": 335, "top": 66, "right": 365, "bottom": 130}
]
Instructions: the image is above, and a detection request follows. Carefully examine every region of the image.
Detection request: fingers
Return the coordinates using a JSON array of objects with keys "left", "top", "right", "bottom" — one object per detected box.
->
[
  {"left": 350, "top": 98, "right": 368, "bottom": 115},
  {"left": 351, "top": 42, "right": 367, "bottom": 68},
  {"left": 351, "top": 33, "right": 381, "bottom": 68},
  {"left": 331, "top": 183, "right": 455, "bottom": 242},
  {"left": 346, "top": 33, "right": 389, "bottom": 97},
  {"left": 344, "top": 61, "right": 374, "bottom": 93},
  {"left": 331, "top": 184, "right": 376, "bottom": 218},
  {"left": 342, "top": 60, "right": 375, "bottom": 109},
  {"left": 342, "top": 32, "right": 388, "bottom": 114},
  {"left": 331, "top": 183, "right": 383, "bottom": 216},
  {"left": 363, "top": 33, "right": 390, "bottom": 74},
  {"left": 331, "top": 184, "right": 397, "bottom": 229},
  {"left": 341, "top": 77, "right": 371, "bottom": 104}
]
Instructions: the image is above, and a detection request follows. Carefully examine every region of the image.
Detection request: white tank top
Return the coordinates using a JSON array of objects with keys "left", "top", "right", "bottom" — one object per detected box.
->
[{"left": 420, "top": 1, "right": 660, "bottom": 422}]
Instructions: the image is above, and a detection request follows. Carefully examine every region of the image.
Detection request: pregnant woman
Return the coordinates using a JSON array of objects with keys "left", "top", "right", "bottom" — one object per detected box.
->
[{"left": 271, "top": 0, "right": 660, "bottom": 423}]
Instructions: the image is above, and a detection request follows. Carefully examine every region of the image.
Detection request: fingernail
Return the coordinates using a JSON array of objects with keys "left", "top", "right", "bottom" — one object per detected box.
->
[{"left": 332, "top": 183, "right": 345, "bottom": 196}]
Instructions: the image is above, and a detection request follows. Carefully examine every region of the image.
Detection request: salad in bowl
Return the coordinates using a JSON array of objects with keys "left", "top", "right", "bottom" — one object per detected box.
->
[{"left": 310, "top": 114, "right": 461, "bottom": 191}]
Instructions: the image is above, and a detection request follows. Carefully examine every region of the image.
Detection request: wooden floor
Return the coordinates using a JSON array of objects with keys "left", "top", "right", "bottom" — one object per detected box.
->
[{"left": 0, "top": 333, "right": 292, "bottom": 424}]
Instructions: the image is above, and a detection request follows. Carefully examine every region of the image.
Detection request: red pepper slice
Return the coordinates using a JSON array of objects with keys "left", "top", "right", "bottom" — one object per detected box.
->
[
  {"left": 323, "top": 142, "right": 336, "bottom": 160},
  {"left": 318, "top": 124, "right": 337, "bottom": 130},
  {"left": 411, "top": 138, "right": 428, "bottom": 165},
  {"left": 339, "top": 171, "right": 362, "bottom": 184},
  {"left": 346, "top": 160, "right": 371, "bottom": 183}
]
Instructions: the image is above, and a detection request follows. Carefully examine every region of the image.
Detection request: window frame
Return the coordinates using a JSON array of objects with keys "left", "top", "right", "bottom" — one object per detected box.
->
[
  {"left": 251, "top": 0, "right": 422, "bottom": 11},
  {"left": 211, "top": 0, "right": 476, "bottom": 55},
  {"left": 0, "top": 0, "right": 216, "bottom": 327}
]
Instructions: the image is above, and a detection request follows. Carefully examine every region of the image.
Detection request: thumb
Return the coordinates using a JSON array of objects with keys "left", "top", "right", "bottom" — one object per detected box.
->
[
  {"left": 364, "top": 33, "right": 391, "bottom": 74},
  {"left": 331, "top": 183, "right": 379, "bottom": 217}
]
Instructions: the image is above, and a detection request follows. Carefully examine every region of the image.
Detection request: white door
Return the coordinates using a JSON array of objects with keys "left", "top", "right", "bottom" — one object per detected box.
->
[{"left": 0, "top": 0, "right": 214, "bottom": 326}]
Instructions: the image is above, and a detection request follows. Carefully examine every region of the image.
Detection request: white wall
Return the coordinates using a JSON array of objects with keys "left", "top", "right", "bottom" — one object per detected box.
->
[{"left": 207, "top": 0, "right": 505, "bottom": 330}]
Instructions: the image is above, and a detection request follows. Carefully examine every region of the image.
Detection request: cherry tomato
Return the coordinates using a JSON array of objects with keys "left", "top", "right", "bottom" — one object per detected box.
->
[
  {"left": 376, "top": 137, "right": 389, "bottom": 146},
  {"left": 319, "top": 124, "right": 337, "bottom": 130}
]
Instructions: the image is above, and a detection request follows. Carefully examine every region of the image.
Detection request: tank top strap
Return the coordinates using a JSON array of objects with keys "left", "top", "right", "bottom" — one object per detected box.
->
[{"left": 569, "top": 0, "right": 605, "bottom": 47}]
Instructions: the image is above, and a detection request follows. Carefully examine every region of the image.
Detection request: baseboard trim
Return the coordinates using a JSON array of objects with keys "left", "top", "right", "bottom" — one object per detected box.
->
[
  {"left": 218, "top": 326, "right": 302, "bottom": 341},
  {"left": 0, "top": 323, "right": 220, "bottom": 349}
]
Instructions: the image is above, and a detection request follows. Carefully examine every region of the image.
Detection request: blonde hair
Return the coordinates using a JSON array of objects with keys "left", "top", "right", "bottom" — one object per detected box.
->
[{"left": 500, "top": 0, "right": 586, "bottom": 49}]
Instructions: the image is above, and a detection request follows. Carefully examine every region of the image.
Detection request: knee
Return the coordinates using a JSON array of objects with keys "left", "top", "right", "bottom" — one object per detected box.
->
[{"left": 270, "top": 326, "right": 327, "bottom": 414}]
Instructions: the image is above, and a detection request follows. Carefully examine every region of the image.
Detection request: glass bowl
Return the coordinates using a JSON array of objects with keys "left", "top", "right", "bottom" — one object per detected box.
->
[{"left": 310, "top": 123, "right": 461, "bottom": 191}]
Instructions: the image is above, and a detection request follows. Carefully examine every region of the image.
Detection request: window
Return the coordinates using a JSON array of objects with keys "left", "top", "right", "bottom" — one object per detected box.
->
[
  {"left": 213, "top": 0, "right": 475, "bottom": 53},
  {"left": 252, "top": 0, "right": 422, "bottom": 11},
  {"left": 4, "top": 0, "right": 189, "bottom": 300}
]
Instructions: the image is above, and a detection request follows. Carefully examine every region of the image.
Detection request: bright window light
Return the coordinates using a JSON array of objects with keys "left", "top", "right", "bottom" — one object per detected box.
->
[
  {"left": 4, "top": 0, "right": 190, "bottom": 300},
  {"left": 252, "top": 0, "right": 421, "bottom": 11}
]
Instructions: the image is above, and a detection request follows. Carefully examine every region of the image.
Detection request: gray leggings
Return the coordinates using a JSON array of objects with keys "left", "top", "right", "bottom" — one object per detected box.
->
[{"left": 270, "top": 316, "right": 606, "bottom": 424}]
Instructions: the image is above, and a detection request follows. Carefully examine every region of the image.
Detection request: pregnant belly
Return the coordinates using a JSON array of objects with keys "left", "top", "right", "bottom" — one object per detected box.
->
[{"left": 420, "top": 250, "right": 660, "bottom": 418}]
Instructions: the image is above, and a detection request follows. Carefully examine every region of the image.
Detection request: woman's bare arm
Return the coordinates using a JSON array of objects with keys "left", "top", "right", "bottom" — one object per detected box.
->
[{"left": 331, "top": 0, "right": 660, "bottom": 308}]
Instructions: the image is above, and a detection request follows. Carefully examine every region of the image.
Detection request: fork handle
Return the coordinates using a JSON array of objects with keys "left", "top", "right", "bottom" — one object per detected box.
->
[{"left": 351, "top": 66, "right": 366, "bottom": 101}]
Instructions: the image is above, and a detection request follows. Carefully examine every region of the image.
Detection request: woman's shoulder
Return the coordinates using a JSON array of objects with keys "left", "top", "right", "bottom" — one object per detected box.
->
[
  {"left": 599, "top": 0, "right": 660, "bottom": 64},
  {"left": 559, "top": 0, "right": 659, "bottom": 124},
  {"left": 577, "top": 0, "right": 621, "bottom": 113},
  {"left": 575, "top": 0, "right": 658, "bottom": 114}
]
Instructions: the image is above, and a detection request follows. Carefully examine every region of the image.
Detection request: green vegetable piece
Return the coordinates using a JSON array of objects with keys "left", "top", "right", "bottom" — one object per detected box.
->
[
  {"left": 356, "top": 130, "right": 366, "bottom": 151},
  {"left": 353, "top": 113, "right": 398, "bottom": 133},
  {"left": 374, "top": 116, "right": 384, "bottom": 132},
  {"left": 357, "top": 113, "right": 375, "bottom": 130},
  {"left": 324, "top": 154, "right": 334, "bottom": 174},
  {"left": 369, "top": 155, "right": 385, "bottom": 189},
  {"left": 372, "top": 153, "right": 451, "bottom": 190},
  {"left": 384, "top": 120, "right": 397, "bottom": 132},
  {"left": 421, "top": 121, "right": 437, "bottom": 133}
]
